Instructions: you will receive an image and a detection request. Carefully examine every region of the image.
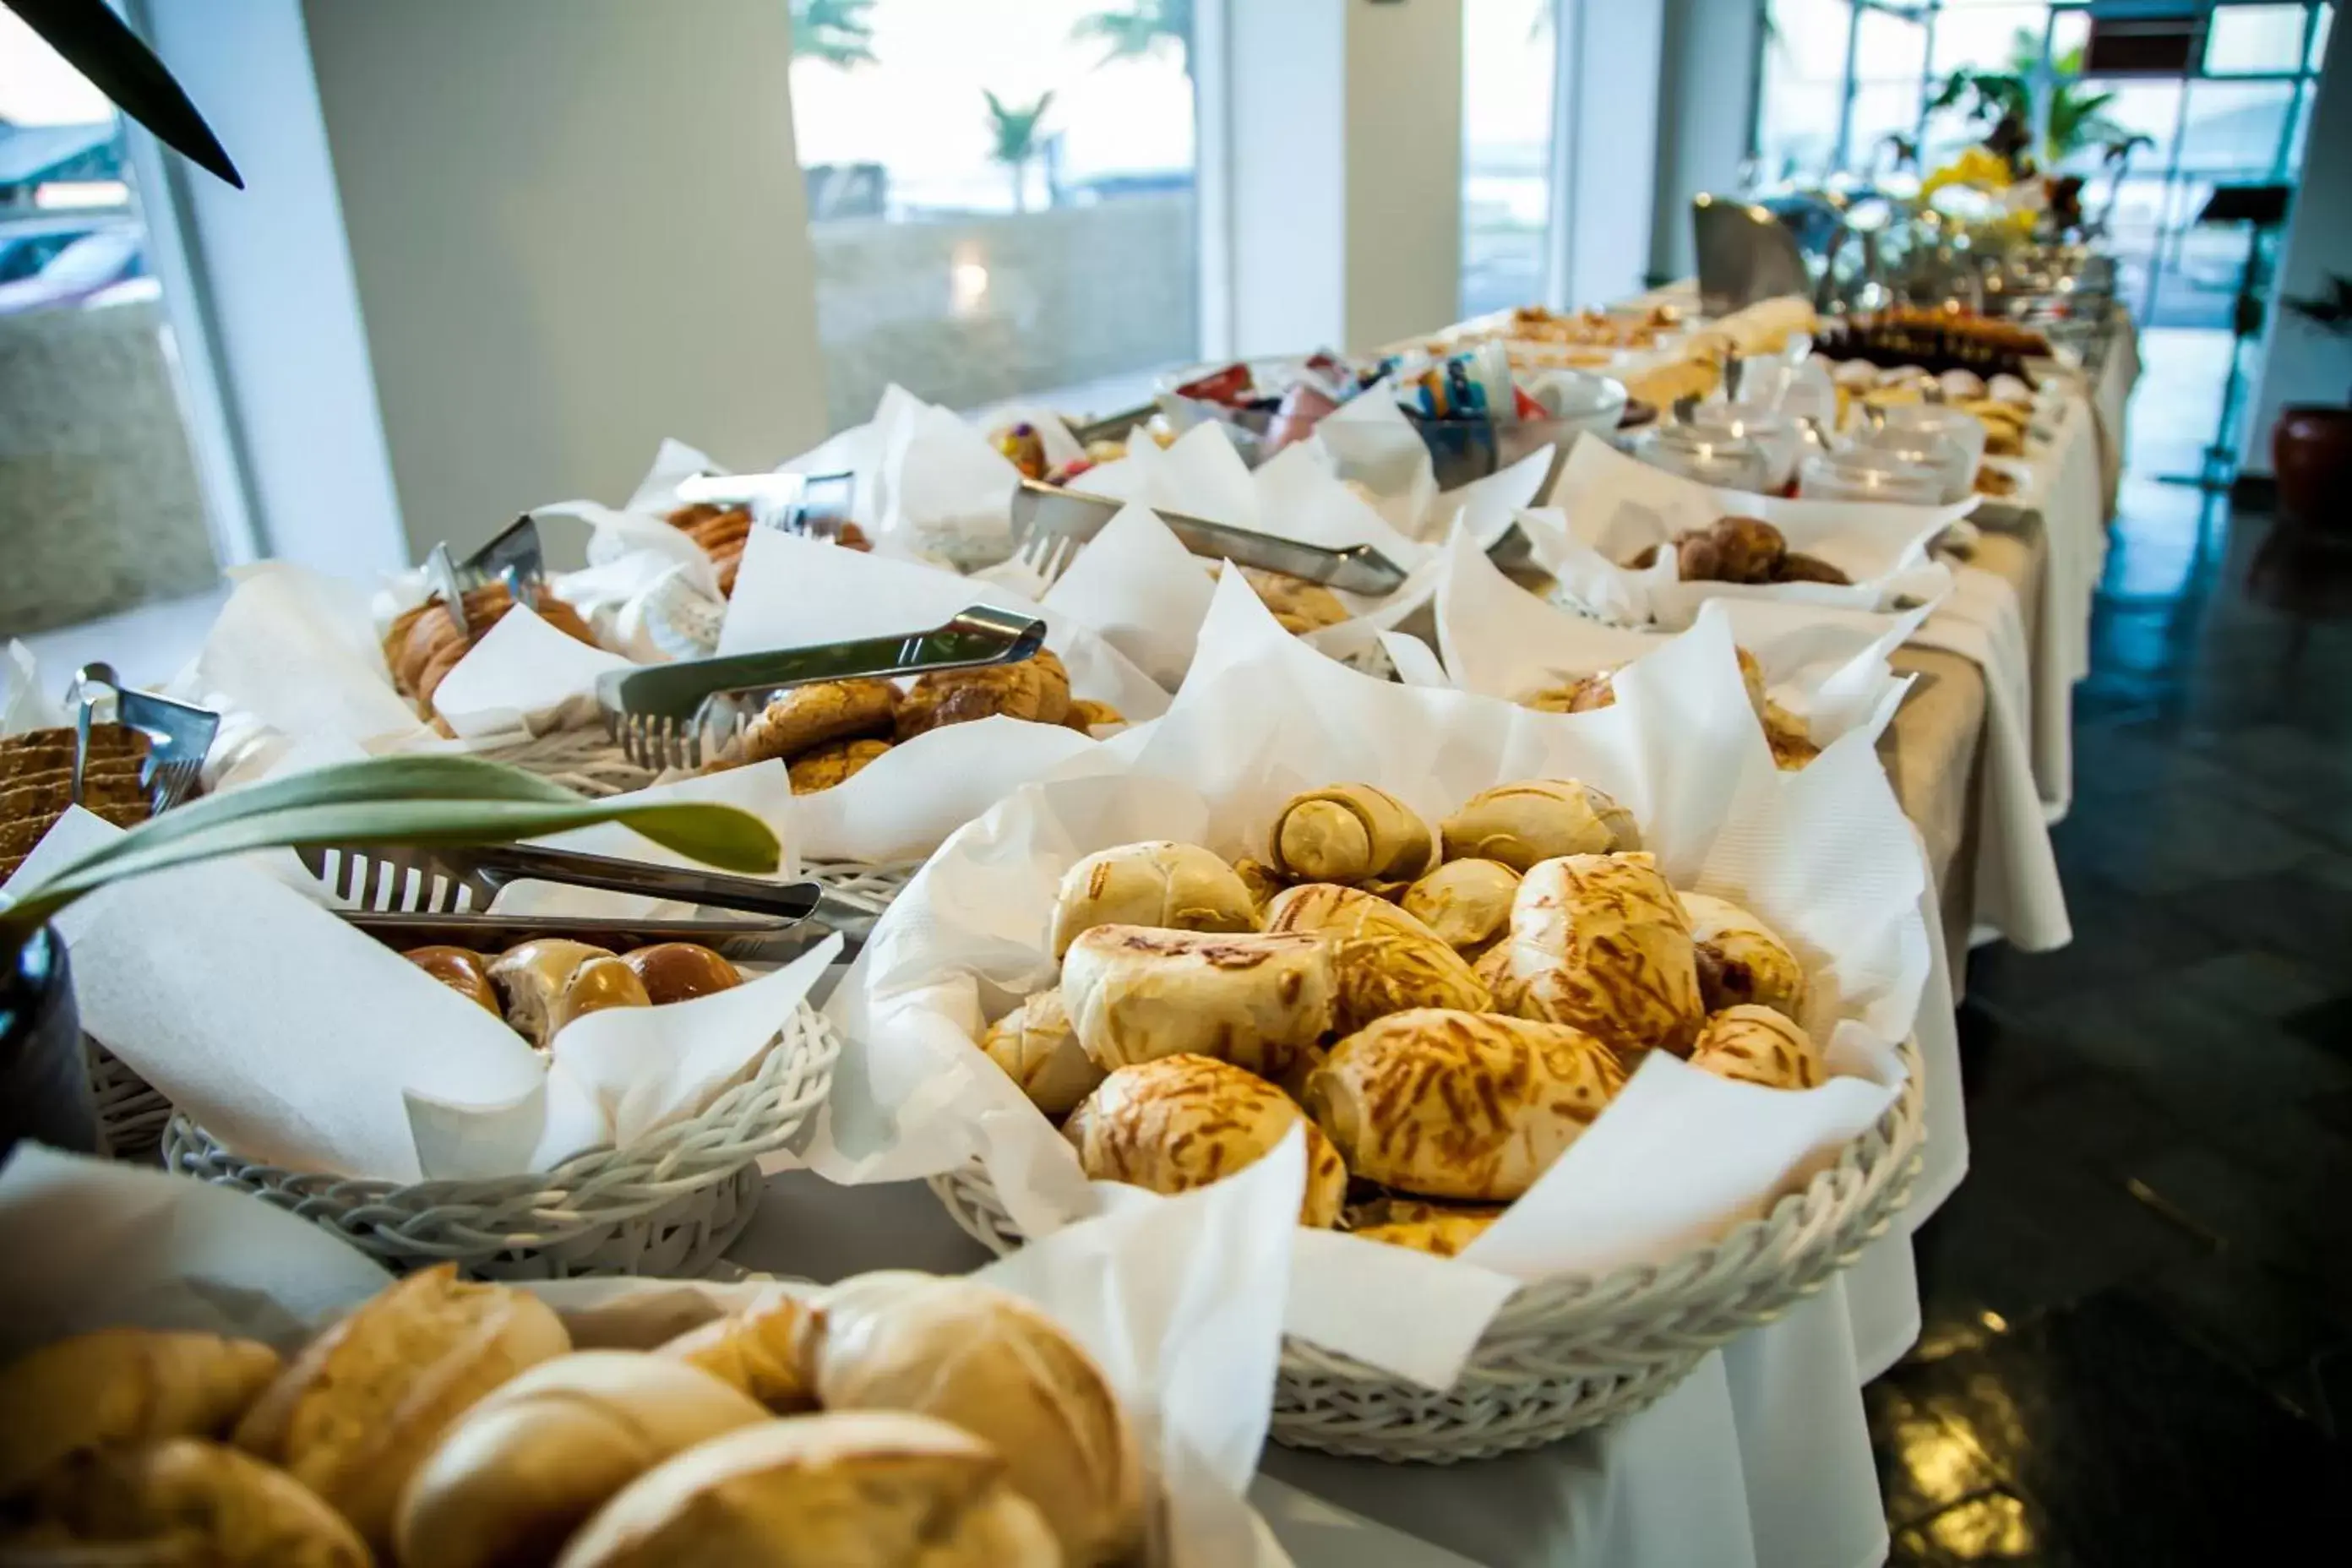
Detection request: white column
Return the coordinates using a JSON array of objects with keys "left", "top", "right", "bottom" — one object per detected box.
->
[
  {"left": 1549, "top": 0, "right": 1667, "bottom": 308},
  {"left": 1648, "top": 0, "right": 1761, "bottom": 287},
  {"left": 2242, "top": 14, "right": 2352, "bottom": 476}
]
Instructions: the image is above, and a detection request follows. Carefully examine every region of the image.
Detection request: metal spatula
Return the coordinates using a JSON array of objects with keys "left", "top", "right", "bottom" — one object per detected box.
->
[
  {"left": 298, "top": 841, "right": 826, "bottom": 920},
  {"left": 1011, "top": 480, "right": 1408, "bottom": 596},
  {"left": 72, "top": 662, "right": 218, "bottom": 814}
]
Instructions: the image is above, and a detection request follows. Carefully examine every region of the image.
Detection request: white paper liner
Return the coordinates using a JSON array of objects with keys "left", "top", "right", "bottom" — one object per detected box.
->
[
  {"left": 1307, "top": 378, "right": 1439, "bottom": 539},
  {"left": 817, "top": 574, "right": 1929, "bottom": 1389}
]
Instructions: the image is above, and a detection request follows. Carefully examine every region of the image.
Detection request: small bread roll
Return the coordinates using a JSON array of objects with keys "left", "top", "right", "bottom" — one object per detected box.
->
[
  {"left": 1060, "top": 925, "right": 1333, "bottom": 1080},
  {"left": 553, "top": 955, "right": 654, "bottom": 1037},
  {"left": 1440, "top": 780, "right": 1640, "bottom": 871},
  {"left": 741, "top": 678, "right": 899, "bottom": 764},
  {"left": 804, "top": 1274, "right": 1146, "bottom": 1565},
  {"left": 403, "top": 945, "right": 498, "bottom": 1013},
  {"left": 2, "top": 1439, "right": 368, "bottom": 1567},
  {"left": 1239, "top": 566, "right": 1350, "bottom": 634},
  {"left": 487, "top": 939, "right": 615, "bottom": 1048},
  {"left": 1400, "top": 859, "right": 1521, "bottom": 956},
  {"left": 234, "top": 1264, "right": 570, "bottom": 1554},
  {"left": 1049, "top": 840, "right": 1261, "bottom": 957},
  {"left": 979, "top": 988, "right": 1103, "bottom": 1114},
  {"left": 1680, "top": 891, "right": 1810, "bottom": 1019},
  {"left": 1305, "top": 1010, "right": 1625, "bottom": 1201},
  {"left": 658, "top": 1289, "right": 819, "bottom": 1413},
  {"left": 1267, "top": 783, "right": 1435, "bottom": 885},
  {"left": 1061, "top": 699, "right": 1124, "bottom": 732},
  {"left": 1346, "top": 1198, "right": 1505, "bottom": 1258},
  {"left": 396, "top": 1352, "right": 770, "bottom": 1568},
  {"left": 787, "top": 737, "right": 891, "bottom": 793},
  {"left": 1230, "top": 857, "right": 1286, "bottom": 907},
  {"left": 1064, "top": 1054, "right": 1348, "bottom": 1228},
  {"left": 1690, "top": 1004, "right": 1823, "bottom": 1090},
  {"left": 622, "top": 942, "right": 742, "bottom": 1005},
  {"left": 1504, "top": 853, "right": 1704, "bottom": 1059},
  {"left": 1263, "top": 883, "right": 1490, "bottom": 1034},
  {"left": 0, "top": 1329, "right": 280, "bottom": 1495}
]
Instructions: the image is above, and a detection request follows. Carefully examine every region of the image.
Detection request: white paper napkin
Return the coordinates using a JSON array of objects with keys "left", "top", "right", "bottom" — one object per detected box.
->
[
  {"left": 193, "top": 564, "right": 429, "bottom": 753},
  {"left": 1309, "top": 378, "right": 1439, "bottom": 539},
  {"left": 429, "top": 602, "right": 636, "bottom": 740}
]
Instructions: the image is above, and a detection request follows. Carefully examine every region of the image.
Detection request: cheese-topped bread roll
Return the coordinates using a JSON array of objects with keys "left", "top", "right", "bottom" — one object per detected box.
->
[
  {"left": 1049, "top": 840, "right": 1261, "bottom": 957},
  {"left": 1689, "top": 1004, "right": 1823, "bottom": 1090},
  {"left": 1679, "top": 891, "right": 1809, "bottom": 1020},
  {"left": 659, "top": 1289, "right": 819, "bottom": 1413},
  {"left": 1267, "top": 783, "right": 1435, "bottom": 885},
  {"left": 1305, "top": 1010, "right": 1625, "bottom": 1201},
  {"left": 1064, "top": 1054, "right": 1348, "bottom": 1228},
  {"left": 1504, "top": 852, "right": 1704, "bottom": 1060},
  {"left": 1264, "top": 883, "right": 1490, "bottom": 1034},
  {"left": 1060, "top": 925, "right": 1333, "bottom": 1079},
  {"left": 1440, "top": 780, "right": 1640, "bottom": 871},
  {"left": 1345, "top": 1197, "right": 1505, "bottom": 1258},
  {"left": 978, "top": 988, "right": 1103, "bottom": 1114},
  {"left": 1400, "top": 858, "right": 1521, "bottom": 956},
  {"left": 2, "top": 1439, "right": 368, "bottom": 1567},
  {"left": 0, "top": 1329, "right": 281, "bottom": 1495}
]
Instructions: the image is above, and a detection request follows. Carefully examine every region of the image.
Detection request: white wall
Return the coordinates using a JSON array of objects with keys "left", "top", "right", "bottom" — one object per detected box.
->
[
  {"left": 1648, "top": 0, "right": 1759, "bottom": 287},
  {"left": 1343, "top": 0, "right": 1463, "bottom": 349},
  {"left": 2243, "top": 16, "right": 2352, "bottom": 475},
  {"left": 1552, "top": 0, "right": 1666, "bottom": 307},
  {"left": 300, "top": 0, "right": 827, "bottom": 558}
]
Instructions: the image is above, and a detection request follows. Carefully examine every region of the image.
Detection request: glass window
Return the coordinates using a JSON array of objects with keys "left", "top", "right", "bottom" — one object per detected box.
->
[
  {"left": 1461, "top": 0, "right": 1557, "bottom": 318},
  {"left": 1928, "top": 6, "right": 2051, "bottom": 78},
  {"left": 2310, "top": 4, "right": 2333, "bottom": 70},
  {"left": 2203, "top": 3, "right": 2310, "bottom": 73},
  {"left": 787, "top": 0, "right": 1201, "bottom": 430},
  {"left": 1757, "top": 0, "right": 1852, "bottom": 184},
  {"left": 2175, "top": 79, "right": 2296, "bottom": 175}
]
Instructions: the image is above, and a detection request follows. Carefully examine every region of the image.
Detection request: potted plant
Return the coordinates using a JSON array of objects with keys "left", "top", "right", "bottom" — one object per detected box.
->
[
  {"left": 0, "top": 755, "right": 778, "bottom": 1158},
  {"left": 2275, "top": 275, "right": 2352, "bottom": 530}
]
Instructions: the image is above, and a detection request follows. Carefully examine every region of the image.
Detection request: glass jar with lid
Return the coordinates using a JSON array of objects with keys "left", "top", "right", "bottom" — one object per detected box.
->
[
  {"left": 1799, "top": 445, "right": 1944, "bottom": 505},
  {"left": 1632, "top": 422, "right": 1772, "bottom": 493}
]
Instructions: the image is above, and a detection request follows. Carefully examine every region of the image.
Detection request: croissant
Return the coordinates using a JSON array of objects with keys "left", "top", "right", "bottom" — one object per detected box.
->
[
  {"left": 1063, "top": 1054, "right": 1348, "bottom": 1228},
  {"left": 1503, "top": 852, "right": 1704, "bottom": 1060},
  {"left": 1267, "top": 782, "right": 1435, "bottom": 885},
  {"left": 1440, "top": 780, "right": 1641, "bottom": 871},
  {"left": 1263, "top": 882, "right": 1489, "bottom": 1034},
  {"left": 1049, "top": 840, "right": 1260, "bottom": 957}
]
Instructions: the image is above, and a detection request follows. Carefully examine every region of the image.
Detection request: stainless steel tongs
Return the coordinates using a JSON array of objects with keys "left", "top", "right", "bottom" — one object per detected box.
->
[
  {"left": 595, "top": 605, "right": 1048, "bottom": 769},
  {"left": 672, "top": 470, "right": 858, "bottom": 539},
  {"left": 337, "top": 909, "right": 851, "bottom": 964},
  {"left": 424, "top": 514, "right": 547, "bottom": 640},
  {"left": 298, "top": 841, "right": 827, "bottom": 921},
  {"left": 1011, "top": 480, "right": 1409, "bottom": 596},
  {"left": 71, "top": 662, "right": 219, "bottom": 814}
]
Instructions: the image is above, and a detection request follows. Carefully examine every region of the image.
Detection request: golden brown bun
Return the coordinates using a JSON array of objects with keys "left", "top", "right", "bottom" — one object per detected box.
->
[
  {"left": 1063, "top": 1054, "right": 1348, "bottom": 1228},
  {"left": 550, "top": 1410, "right": 1059, "bottom": 1568},
  {"left": 1679, "top": 892, "right": 1809, "bottom": 1020},
  {"left": 1305, "top": 1010, "right": 1625, "bottom": 1201},
  {"left": 657, "top": 1289, "right": 820, "bottom": 1413},
  {"left": 805, "top": 1273, "right": 1144, "bottom": 1564},
  {"left": 233, "top": 1264, "right": 571, "bottom": 1555},
  {"left": 1, "top": 1438, "right": 369, "bottom": 1567},
  {"left": 1503, "top": 852, "right": 1704, "bottom": 1060},
  {"left": 1267, "top": 783, "right": 1435, "bottom": 885},
  {"left": 741, "top": 679, "right": 899, "bottom": 764},
  {"left": 1347, "top": 1198, "right": 1506, "bottom": 1258},
  {"left": 1689, "top": 1004, "right": 1823, "bottom": 1090},
  {"left": 1059, "top": 924, "right": 1334, "bottom": 1080},
  {"left": 786, "top": 737, "right": 891, "bottom": 793},
  {"left": 404, "top": 945, "right": 499, "bottom": 1013},
  {"left": 1400, "top": 858, "right": 1521, "bottom": 956},
  {"left": 621, "top": 943, "right": 742, "bottom": 1006},
  {"left": 1263, "top": 883, "right": 1490, "bottom": 1034},
  {"left": 978, "top": 988, "right": 1103, "bottom": 1115},
  {"left": 894, "top": 653, "right": 1070, "bottom": 739},
  {"left": 1440, "top": 780, "right": 1640, "bottom": 871},
  {"left": 1049, "top": 840, "right": 1261, "bottom": 957},
  {"left": 1238, "top": 567, "right": 1349, "bottom": 634},
  {"left": 395, "top": 1351, "right": 770, "bottom": 1568},
  {"left": 487, "top": 939, "right": 616, "bottom": 1048},
  {"left": 0, "top": 1329, "right": 281, "bottom": 1495},
  {"left": 1060, "top": 699, "right": 1124, "bottom": 732},
  {"left": 553, "top": 955, "right": 652, "bottom": 1037},
  {"left": 1521, "top": 672, "right": 1617, "bottom": 714}
]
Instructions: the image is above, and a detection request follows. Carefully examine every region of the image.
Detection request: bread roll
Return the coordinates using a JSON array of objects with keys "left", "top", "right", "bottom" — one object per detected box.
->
[
  {"left": 1689, "top": 1004, "right": 1823, "bottom": 1090},
  {"left": 405, "top": 945, "right": 499, "bottom": 1013},
  {"left": 488, "top": 939, "right": 615, "bottom": 1048},
  {"left": 1062, "top": 1054, "right": 1348, "bottom": 1228},
  {"left": 0, "top": 1329, "right": 280, "bottom": 1495},
  {"left": 978, "top": 988, "right": 1103, "bottom": 1114},
  {"left": 740, "top": 678, "right": 899, "bottom": 763},
  {"left": 621, "top": 943, "right": 742, "bottom": 1005},
  {"left": 787, "top": 737, "right": 890, "bottom": 793},
  {"left": 1049, "top": 840, "right": 1260, "bottom": 957},
  {"left": 1060, "top": 925, "right": 1333, "bottom": 1079},
  {"left": 804, "top": 1273, "right": 1145, "bottom": 1565},
  {"left": 1304, "top": 1010, "right": 1625, "bottom": 1200},
  {"left": 658, "top": 1289, "right": 819, "bottom": 1413},
  {"left": 1346, "top": 1198, "right": 1505, "bottom": 1258},
  {"left": 0, "top": 1438, "right": 368, "bottom": 1567},
  {"left": 555, "top": 956, "right": 653, "bottom": 1037},
  {"left": 1239, "top": 567, "right": 1349, "bottom": 634},
  {"left": 1399, "top": 858, "right": 1521, "bottom": 956},
  {"left": 234, "top": 1264, "right": 570, "bottom": 1554},
  {"left": 551, "top": 1411, "right": 1059, "bottom": 1568},
  {"left": 1679, "top": 892, "right": 1809, "bottom": 1020},
  {"left": 1440, "top": 780, "right": 1640, "bottom": 871},
  {"left": 1230, "top": 857, "right": 1285, "bottom": 907},
  {"left": 1264, "top": 883, "right": 1490, "bottom": 1034},
  {"left": 1504, "top": 853, "right": 1704, "bottom": 1060},
  {"left": 1267, "top": 783, "right": 1435, "bottom": 885},
  {"left": 395, "top": 1352, "right": 770, "bottom": 1568}
]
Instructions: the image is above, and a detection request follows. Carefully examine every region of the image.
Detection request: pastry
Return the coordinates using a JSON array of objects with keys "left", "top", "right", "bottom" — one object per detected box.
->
[
  {"left": 896, "top": 652, "right": 1071, "bottom": 739},
  {"left": 1689, "top": 1004, "right": 1823, "bottom": 1090},
  {"left": 803, "top": 1273, "right": 1146, "bottom": 1565},
  {"left": 1064, "top": 1054, "right": 1348, "bottom": 1227},
  {"left": 550, "top": 1411, "right": 1059, "bottom": 1568},
  {"left": 1049, "top": 840, "right": 1261, "bottom": 957},
  {"left": 1521, "top": 672, "right": 1615, "bottom": 714},
  {"left": 1503, "top": 852, "right": 1704, "bottom": 1060},
  {"left": 0, "top": 1438, "right": 369, "bottom": 1567},
  {"left": 1762, "top": 705, "right": 1820, "bottom": 770},
  {"left": 1238, "top": 567, "right": 1350, "bottom": 634},
  {"left": 1711, "top": 515, "right": 1786, "bottom": 584},
  {"left": 621, "top": 943, "right": 742, "bottom": 1005},
  {"left": 232, "top": 1265, "right": 570, "bottom": 1554},
  {"left": 1059, "top": 925, "right": 1335, "bottom": 1079},
  {"left": 659, "top": 1288, "right": 819, "bottom": 1413},
  {"left": 666, "top": 503, "right": 754, "bottom": 596},
  {"left": 1263, "top": 882, "right": 1490, "bottom": 1033},
  {"left": 1345, "top": 1198, "right": 1505, "bottom": 1258},
  {"left": 0, "top": 1328, "right": 281, "bottom": 1495},
  {"left": 1777, "top": 552, "right": 1850, "bottom": 585},
  {"left": 487, "top": 939, "right": 617, "bottom": 1048},
  {"left": 1061, "top": 699, "right": 1124, "bottom": 732},
  {"left": 395, "top": 1353, "right": 770, "bottom": 1568},
  {"left": 786, "top": 737, "right": 891, "bottom": 793},
  {"left": 1399, "top": 858, "right": 1520, "bottom": 956},
  {"left": 1440, "top": 779, "right": 1639, "bottom": 870},
  {"left": 1679, "top": 891, "right": 1809, "bottom": 1020},
  {"left": 388, "top": 585, "right": 598, "bottom": 713},
  {"left": 978, "top": 988, "right": 1103, "bottom": 1114},
  {"left": 741, "top": 678, "right": 899, "bottom": 764},
  {"left": 1304, "top": 1009, "right": 1625, "bottom": 1200},
  {"left": 1267, "top": 782, "right": 1435, "bottom": 885},
  {"left": 404, "top": 945, "right": 500, "bottom": 1013}
]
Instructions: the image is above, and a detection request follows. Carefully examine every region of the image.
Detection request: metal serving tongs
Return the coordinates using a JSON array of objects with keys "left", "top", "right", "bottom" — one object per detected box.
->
[
  {"left": 424, "top": 514, "right": 548, "bottom": 640},
  {"left": 298, "top": 841, "right": 827, "bottom": 922},
  {"left": 71, "top": 662, "right": 219, "bottom": 814},
  {"left": 335, "top": 909, "right": 849, "bottom": 965},
  {"left": 671, "top": 470, "right": 858, "bottom": 541},
  {"left": 1011, "top": 479, "right": 1407, "bottom": 596},
  {"left": 595, "top": 605, "right": 1048, "bottom": 770}
]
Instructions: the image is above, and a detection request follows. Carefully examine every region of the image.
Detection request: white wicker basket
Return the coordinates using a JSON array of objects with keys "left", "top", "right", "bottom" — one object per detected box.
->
[
  {"left": 929, "top": 1039, "right": 1925, "bottom": 1461},
  {"left": 151, "top": 1005, "right": 840, "bottom": 1280},
  {"left": 798, "top": 858, "right": 924, "bottom": 920},
  {"left": 85, "top": 1039, "right": 172, "bottom": 1162},
  {"left": 477, "top": 726, "right": 659, "bottom": 798}
]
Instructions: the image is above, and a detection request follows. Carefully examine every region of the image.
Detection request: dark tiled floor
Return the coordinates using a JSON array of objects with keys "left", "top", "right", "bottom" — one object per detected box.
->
[{"left": 1869, "top": 370, "right": 2352, "bottom": 1563}]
